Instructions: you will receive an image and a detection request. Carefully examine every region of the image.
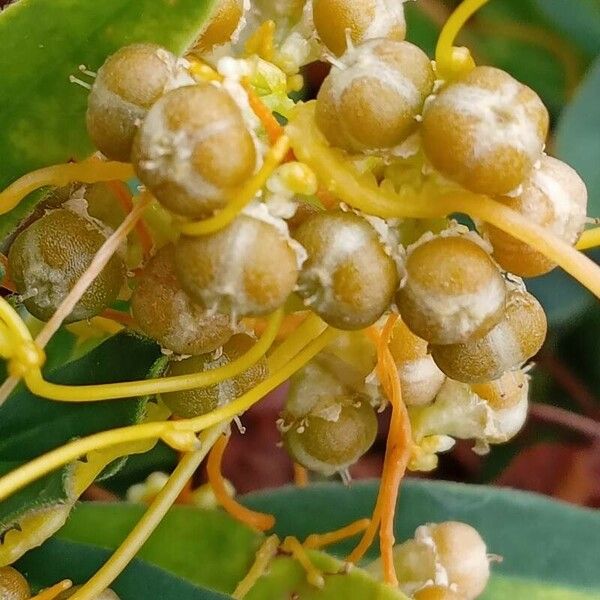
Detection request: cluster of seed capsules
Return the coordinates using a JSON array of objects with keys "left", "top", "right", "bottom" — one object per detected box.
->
[
  {"left": 2, "top": 1, "right": 589, "bottom": 596},
  {"left": 7, "top": 0, "right": 589, "bottom": 479}
]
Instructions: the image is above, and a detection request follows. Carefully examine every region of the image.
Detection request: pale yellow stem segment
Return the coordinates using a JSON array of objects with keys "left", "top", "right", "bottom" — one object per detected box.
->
[
  {"left": 0, "top": 159, "right": 134, "bottom": 215},
  {"left": 233, "top": 535, "right": 281, "bottom": 599},
  {"left": 435, "top": 0, "right": 489, "bottom": 80},
  {"left": 177, "top": 135, "right": 290, "bottom": 236}
]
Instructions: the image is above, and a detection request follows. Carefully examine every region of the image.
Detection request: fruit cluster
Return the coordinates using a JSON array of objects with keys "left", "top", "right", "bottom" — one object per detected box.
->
[{"left": 1, "top": 0, "right": 590, "bottom": 597}]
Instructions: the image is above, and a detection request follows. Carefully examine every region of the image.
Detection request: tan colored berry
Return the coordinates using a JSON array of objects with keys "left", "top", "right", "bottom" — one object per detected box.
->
[
  {"left": 294, "top": 211, "right": 399, "bottom": 329},
  {"left": 0, "top": 566, "right": 31, "bottom": 600},
  {"left": 132, "top": 83, "right": 256, "bottom": 218},
  {"left": 481, "top": 155, "right": 588, "bottom": 277},
  {"left": 389, "top": 319, "right": 445, "bottom": 406},
  {"left": 431, "top": 286, "right": 546, "bottom": 383},
  {"left": 414, "top": 585, "right": 463, "bottom": 600},
  {"left": 161, "top": 334, "right": 268, "bottom": 418},
  {"left": 422, "top": 66, "right": 549, "bottom": 195},
  {"left": 193, "top": 0, "right": 245, "bottom": 53},
  {"left": 313, "top": 0, "right": 407, "bottom": 56},
  {"left": 428, "top": 522, "right": 490, "bottom": 600},
  {"left": 282, "top": 392, "right": 378, "bottom": 475},
  {"left": 8, "top": 209, "right": 125, "bottom": 323},
  {"left": 471, "top": 369, "right": 528, "bottom": 412},
  {"left": 175, "top": 214, "right": 299, "bottom": 317},
  {"left": 316, "top": 39, "right": 434, "bottom": 152},
  {"left": 396, "top": 233, "right": 506, "bottom": 345},
  {"left": 131, "top": 245, "right": 233, "bottom": 355},
  {"left": 87, "top": 44, "right": 192, "bottom": 161}
]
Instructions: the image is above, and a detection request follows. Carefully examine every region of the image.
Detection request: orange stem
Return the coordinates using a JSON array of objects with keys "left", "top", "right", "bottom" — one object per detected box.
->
[
  {"left": 207, "top": 434, "right": 275, "bottom": 532},
  {"left": 106, "top": 180, "right": 153, "bottom": 259},
  {"left": 0, "top": 252, "right": 16, "bottom": 292},
  {"left": 99, "top": 308, "right": 135, "bottom": 327},
  {"left": 348, "top": 314, "right": 411, "bottom": 588},
  {"left": 293, "top": 462, "right": 309, "bottom": 488}
]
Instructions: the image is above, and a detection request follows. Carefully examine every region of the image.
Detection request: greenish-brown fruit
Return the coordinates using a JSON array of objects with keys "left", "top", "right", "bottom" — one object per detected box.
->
[
  {"left": 131, "top": 245, "right": 233, "bottom": 355},
  {"left": 8, "top": 209, "right": 125, "bottom": 323},
  {"left": 0, "top": 567, "right": 31, "bottom": 600},
  {"left": 161, "top": 334, "right": 268, "bottom": 418},
  {"left": 294, "top": 211, "right": 399, "bottom": 330}
]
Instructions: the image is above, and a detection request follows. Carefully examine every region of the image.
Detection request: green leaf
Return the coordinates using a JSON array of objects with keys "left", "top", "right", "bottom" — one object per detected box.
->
[
  {"left": 0, "top": 0, "right": 217, "bottom": 240},
  {"left": 59, "top": 480, "right": 600, "bottom": 598},
  {"left": 242, "top": 480, "right": 600, "bottom": 598},
  {"left": 60, "top": 503, "right": 408, "bottom": 599},
  {"left": 557, "top": 56, "right": 600, "bottom": 216},
  {"left": 533, "top": 0, "right": 600, "bottom": 56},
  {"left": 59, "top": 504, "right": 263, "bottom": 595},
  {"left": 0, "top": 331, "right": 162, "bottom": 563},
  {"left": 16, "top": 537, "right": 229, "bottom": 599}
]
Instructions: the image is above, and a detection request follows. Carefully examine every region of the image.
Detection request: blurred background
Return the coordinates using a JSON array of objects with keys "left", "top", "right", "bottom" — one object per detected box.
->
[{"left": 4, "top": 0, "right": 599, "bottom": 508}]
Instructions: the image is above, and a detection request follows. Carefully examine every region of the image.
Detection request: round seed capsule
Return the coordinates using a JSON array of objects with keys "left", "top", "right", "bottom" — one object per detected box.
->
[
  {"left": 175, "top": 214, "right": 299, "bottom": 317},
  {"left": 131, "top": 245, "right": 233, "bottom": 355},
  {"left": 313, "top": 0, "right": 407, "bottom": 56},
  {"left": 426, "top": 522, "right": 490, "bottom": 600},
  {"left": 193, "top": 0, "right": 245, "bottom": 53},
  {"left": 132, "top": 83, "right": 257, "bottom": 218},
  {"left": 431, "top": 286, "right": 547, "bottom": 383},
  {"left": 0, "top": 566, "right": 31, "bottom": 600},
  {"left": 414, "top": 586, "right": 463, "bottom": 600},
  {"left": 316, "top": 39, "right": 434, "bottom": 152},
  {"left": 161, "top": 334, "right": 268, "bottom": 418},
  {"left": 422, "top": 66, "right": 549, "bottom": 195},
  {"left": 481, "top": 155, "right": 588, "bottom": 277},
  {"left": 282, "top": 394, "right": 378, "bottom": 476},
  {"left": 388, "top": 319, "right": 445, "bottom": 406},
  {"left": 87, "top": 43, "right": 192, "bottom": 161},
  {"left": 294, "top": 211, "right": 399, "bottom": 329},
  {"left": 396, "top": 234, "right": 507, "bottom": 345},
  {"left": 8, "top": 209, "right": 125, "bottom": 323}
]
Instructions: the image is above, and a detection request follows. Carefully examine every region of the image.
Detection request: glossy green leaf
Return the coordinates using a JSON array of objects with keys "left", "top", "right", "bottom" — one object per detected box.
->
[
  {"left": 16, "top": 537, "right": 229, "bottom": 599},
  {"left": 242, "top": 480, "right": 600, "bottom": 598},
  {"left": 59, "top": 480, "right": 600, "bottom": 598},
  {"left": 60, "top": 504, "right": 263, "bottom": 594},
  {"left": 533, "top": 0, "right": 600, "bottom": 56},
  {"left": 60, "top": 503, "right": 408, "bottom": 599},
  {"left": 0, "top": 331, "right": 161, "bottom": 553},
  {"left": 557, "top": 56, "right": 600, "bottom": 216},
  {"left": 0, "top": 0, "right": 217, "bottom": 240}
]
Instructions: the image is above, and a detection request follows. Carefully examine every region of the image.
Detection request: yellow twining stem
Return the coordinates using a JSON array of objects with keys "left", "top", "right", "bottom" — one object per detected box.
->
[
  {"left": 71, "top": 423, "right": 228, "bottom": 600},
  {"left": 281, "top": 537, "right": 325, "bottom": 589},
  {"left": 267, "top": 311, "right": 327, "bottom": 373},
  {"left": 435, "top": 0, "right": 489, "bottom": 80},
  {"left": 0, "top": 305, "right": 282, "bottom": 402},
  {"left": 577, "top": 227, "right": 600, "bottom": 251},
  {"left": 303, "top": 518, "right": 370, "bottom": 550},
  {"left": 0, "top": 325, "right": 337, "bottom": 503},
  {"left": 30, "top": 580, "right": 73, "bottom": 600},
  {"left": 287, "top": 103, "right": 600, "bottom": 301},
  {"left": 177, "top": 135, "right": 291, "bottom": 236},
  {"left": 233, "top": 535, "right": 281, "bottom": 600},
  {"left": 0, "top": 158, "right": 134, "bottom": 215}
]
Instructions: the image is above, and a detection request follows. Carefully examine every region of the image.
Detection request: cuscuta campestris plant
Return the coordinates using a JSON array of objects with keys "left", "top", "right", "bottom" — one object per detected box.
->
[{"left": 0, "top": 0, "right": 598, "bottom": 598}]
